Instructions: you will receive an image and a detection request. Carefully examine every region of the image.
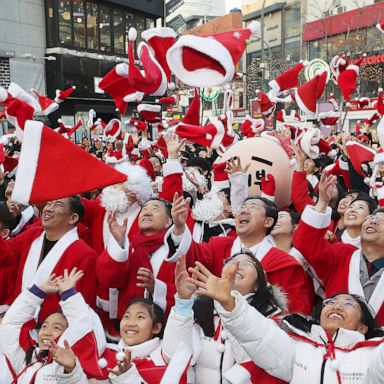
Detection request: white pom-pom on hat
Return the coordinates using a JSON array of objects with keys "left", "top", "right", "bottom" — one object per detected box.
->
[
  {"left": 57, "top": 118, "right": 64, "bottom": 124},
  {"left": 220, "top": 114, "right": 226, "bottom": 120},
  {"left": 168, "top": 82, "right": 176, "bottom": 90},
  {"left": 290, "top": 158, "right": 297, "bottom": 166},
  {"left": 206, "top": 134, "right": 213, "bottom": 140},
  {"left": 116, "top": 351, "right": 126, "bottom": 362},
  {"left": 363, "top": 53, "right": 367, "bottom": 57},
  {"left": 128, "top": 27, "right": 137, "bottom": 41},
  {"left": 216, "top": 343, "right": 225, "bottom": 353},
  {"left": 233, "top": 32, "right": 241, "bottom": 39},
  {"left": 98, "top": 358, "right": 108, "bottom": 368},
  {"left": 221, "top": 330, "right": 228, "bottom": 339},
  {"left": 248, "top": 21, "right": 261, "bottom": 37},
  {"left": 299, "top": 60, "right": 309, "bottom": 66},
  {"left": 379, "top": 88, "right": 383, "bottom": 93},
  {"left": 340, "top": 59, "right": 346, "bottom": 65}
]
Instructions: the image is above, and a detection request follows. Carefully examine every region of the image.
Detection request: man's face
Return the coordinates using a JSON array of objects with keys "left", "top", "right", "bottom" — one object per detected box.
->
[
  {"left": 95, "top": 141, "right": 102, "bottom": 149},
  {"left": 235, "top": 198, "right": 272, "bottom": 238},
  {"left": 82, "top": 138, "right": 89, "bottom": 146},
  {"left": 42, "top": 198, "right": 77, "bottom": 231},
  {"left": 361, "top": 212, "right": 384, "bottom": 245},
  {"left": 138, "top": 200, "right": 172, "bottom": 235}
]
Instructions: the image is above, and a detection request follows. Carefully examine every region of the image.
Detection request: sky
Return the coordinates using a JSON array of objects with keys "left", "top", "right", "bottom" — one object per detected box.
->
[{"left": 225, "top": 0, "right": 241, "bottom": 12}]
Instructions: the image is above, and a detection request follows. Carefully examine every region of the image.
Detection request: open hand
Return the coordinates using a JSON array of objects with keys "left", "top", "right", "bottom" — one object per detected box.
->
[
  {"left": 108, "top": 350, "right": 132, "bottom": 376},
  {"left": 49, "top": 340, "right": 76, "bottom": 373},
  {"left": 38, "top": 274, "right": 60, "bottom": 295},
  {"left": 175, "top": 255, "right": 196, "bottom": 300},
  {"left": 108, "top": 211, "right": 128, "bottom": 248},
  {"left": 56, "top": 268, "right": 84, "bottom": 293},
  {"left": 136, "top": 268, "right": 155, "bottom": 294}
]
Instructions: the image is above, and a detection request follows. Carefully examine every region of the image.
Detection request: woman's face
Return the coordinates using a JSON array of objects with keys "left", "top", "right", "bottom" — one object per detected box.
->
[
  {"left": 344, "top": 200, "right": 370, "bottom": 228},
  {"left": 320, "top": 294, "right": 367, "bottom": 336},
  {"left": 37, "top": 313, "right": 68, "bottom": 350},
  {"left": 337, "top": 193, "right": 357, "bottom": 215},
  {"left": 120, "top": 303, "right": 162, "bottom": 346},
  {"left": 303, "top": 159, "right": 317, "bottom": 175},
  {"left": 222, "top": 253, "right": 259, "bottom": 295},
  {"left": 271, "top": 211, "right": 294, "bottom": 236}
]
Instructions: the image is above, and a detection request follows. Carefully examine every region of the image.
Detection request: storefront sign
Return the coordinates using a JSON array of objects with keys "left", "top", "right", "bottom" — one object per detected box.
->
[{"left": 166, "top": 0, "right": 184, "bottom": 17}]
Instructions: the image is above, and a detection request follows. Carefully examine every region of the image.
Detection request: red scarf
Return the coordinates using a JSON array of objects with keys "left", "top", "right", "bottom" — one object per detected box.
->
[{"left": 117, "top": 231, "right": 166, "bottom": 319}]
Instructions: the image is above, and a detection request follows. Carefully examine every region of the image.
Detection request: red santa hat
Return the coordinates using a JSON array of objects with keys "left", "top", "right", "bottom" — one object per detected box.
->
[
  {"left": 255, "top": 90, "right": 275, "bottom": 119},
  {"left": 128, "top": 118, "right": 148, "bottom": 132},
  {"left": 11, "top": 120, "right": 126, "bottom": 205},
  {"left": 156, "top": 95, "right": 176, "bottom": 105},
  {"left": 166, "top": 22, "right": 261, "bottom": 87},
  {"left": 355, "top": 122, "right": 362, "bottom": 135},
  {"left": 54, "top": 85, "right": 76, "bottom": 104},
  {"left": 141, "top": 27, "right": 177, "bottom": 83},
  {"left": 56, "top": 119, "right": 82, "bottom": 138},
  {"left": 137, "top": 103, "right": 161, "bottom": 122},
  {"left": 138, "top": 157, "right": 156, "bottom": 180},
  {"left": 2, "top": 154, "right": 18, "bottom": 176},
  {"left": 5, "top": 98, "right": 35, "bottom": 142},
  {"left": 318, "top": 110, "right": 341, "bottom": 126},
  {"left": 328, "top": 93, "right": 339, "bottom": 111},
  {"left": 241, "top": 115, "right": 265, "bottom": 138},
  {"left": 374, "top": 115, "right": 384, "bottom": 164},
  {"left": 376, "top": 88, "right": 384, "bottom": 116},
  {"left": 294, "top": 72, "right": 327, "bottom": 117},
  {"left": 1, "top": 83, "right": 41, "bottom": 112},
  {"left": 176, "top": 114, "right": 235, "bottom": 151},
  {"left": 377, "top": 21, "right": 384, "bottom": 34},
  {"left": 105, "top": 149, "right": 127, "bottom": 165},
  {"left": 359, "top": 97, "right": 370, "bottom": 108},
  {"left": 211, "top": 162, "right": 230, "bottom": 192},
  {"left": 104, "top": 119, "right": 122, "bottom": 141},
  {"left": 90, "top": 118, "right": 106, "bottom": 133},
  {"left": 99, "top": 63, "right": 144, "bottom": 114},
  {"left": 31, "top": 89, "right": 59, "bottom": 115},
  {"left": 268, "top": 61, "right": 307, "bottom": 97},
  {"left": 330, "top": 55, "right": 349, "bottom": 81},
  {"left": 337, "top": 55, "right": 366, "bottom": 101},
  {"left": 345, "top": 140, "right": 376, "bottom": 179},
  {"left": 362, "top": 113, "right": 380, "bottom": 126},
  {"left": 276, "top": 109, "right": 302, "bottom": 123},
  {"left": 157, "top": 119, "right": 179, "bottom": 133},
  {"left": 181, "top": 89, "right": 200, "bottom": 125},
  {"left": 128, "top": 28, "right": 167, "bottom": 96},
  {"left": 318, "top": 138, "right": 337, "bottom": 158}
]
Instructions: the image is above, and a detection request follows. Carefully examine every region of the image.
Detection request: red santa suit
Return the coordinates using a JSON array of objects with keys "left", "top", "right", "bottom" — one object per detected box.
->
[
  {"left": 165, "top": 227, "right": 314, "bottom": 315},
  {"left": 86, "top": 160, "right": 183, "bottom": 324},
  {"left": 0, "top": 225, "right": 97, "bottom": 321},
  {"left": 293, "top": 205, "right": 384, "bottom": 326}
]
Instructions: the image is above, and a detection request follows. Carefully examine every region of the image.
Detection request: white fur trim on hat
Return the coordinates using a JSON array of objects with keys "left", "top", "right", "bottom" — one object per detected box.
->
[
  {"left": 137, "top": 104, "right": 161, "bottom": 113},
  {"left": 347, "top": 64, "right": 360, "bottom": 74},
  {"left": 210, "top": 119, "right": 225, "bottom": 150},
  {"left": 248, "top": 21, "right": 261, "bottom": 37},
  {"left": 128, "top": 27, "right": 137, "bottom": 41},
  {"left": 11, "top": 120, "right": 43, "bottom": 205},
  {"left": 123, "top": 91, "right": 144, "bottom": 103},
  {"left": 142, "top": 27, "right": 176, "bottom": 40},
  {"left": 299, "top": 129, "right": 321, "bottom": 159},
  {"left": 116, "top": 63, "right": 129, "bottom": 77},
  {"left": 374, "top": 152, "right": 384, "bottom": 164},
  {"left": 166, "top": 35, "right": 235, "bottom": 87}
]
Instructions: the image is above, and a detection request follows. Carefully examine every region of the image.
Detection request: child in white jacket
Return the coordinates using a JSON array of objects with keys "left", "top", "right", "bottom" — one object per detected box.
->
[
  {"left": 0, "top": 268, "right": 89, "bottom": 384},
  {"left": 188, "top": 260, "right": 384, "bottom": 384}
]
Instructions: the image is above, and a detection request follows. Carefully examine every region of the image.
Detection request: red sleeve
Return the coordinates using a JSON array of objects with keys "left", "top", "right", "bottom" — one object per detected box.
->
[
  {"left": 291, "top": 171, "right": 315, "bottom": 214},
  {"left": 96, "top": 249, "right": 130, "bottom": 289},
  {"left": 0, "top": 228, "right": 34, "bottom": 267},
  {"left": 293, "top": 209, "right": 353, "bottom": 288},
  {"left": 76, "top": 250, "right": 97, "bottom": 309},
  {"left": 80, "top": 197, "right": 102, "bottom": 229},
  {"left": 159, "top": 161, "right": 183, "bottom": 203}
]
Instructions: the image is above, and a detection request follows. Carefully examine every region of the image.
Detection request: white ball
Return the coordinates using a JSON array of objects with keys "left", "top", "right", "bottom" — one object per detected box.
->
[
  {"left": 98, "top": 358, "right": 108, "bottom": 368},
  {"left": 116, "top": 351, "right": 126, "bottom": 362}
]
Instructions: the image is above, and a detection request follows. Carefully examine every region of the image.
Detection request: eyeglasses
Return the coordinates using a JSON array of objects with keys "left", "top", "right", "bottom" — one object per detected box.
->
[
  {"left": 239, "top": 202, "right": 265, "bottom": 212},
  {"left": 224, "top": 258, "right": 257, "bottom": 269},
  {"left": 365, "top": 214, "right": 384, "bottom": 224},
  {"left": 323, "top": 298, "right": 359, "bottom": 310}
]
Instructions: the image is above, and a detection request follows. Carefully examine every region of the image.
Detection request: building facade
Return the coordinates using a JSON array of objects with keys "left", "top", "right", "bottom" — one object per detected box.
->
[{"left": 0, "top": 0, "right": 164, "bottom": 137}]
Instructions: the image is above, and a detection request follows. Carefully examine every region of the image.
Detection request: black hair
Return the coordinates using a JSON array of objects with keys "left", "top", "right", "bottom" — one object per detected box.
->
[
  {"left": 0, "top": 204, "right": 17, "bottom": 232},
  {"left": 145, "top": 197, "right": 172, "bottom": 219},
  {"left": 218, "top": 187, "right": 231, "bottom": 207},
  {"left": 187, "top": 157, "right": 212, "bottom": 173},
  {"left": 283, "top": 293, "right": 384, "bottom": 340},
  {"left": 124, "top": 297, "right": 165, "bottom": 339},
  {"left": 373, "top": 207, "right": 384, "bottom": 215},
  {"left": 68, "top": 196, "right": 85, "bottom": 223},
  {"left": 194, "top": 249, "right": 282, "bottom": 337},
  {"left": 287, "top": 210, "right": 300, "bottom": 226},
  {"left": 349, "top": 193, "right": 377, "bottom": 214},
  {"left": 149, "top": 155, "right": 163, "bottom": 165},
  {"left": 242, "top": 196, "right": 278, "bottom": 235}
]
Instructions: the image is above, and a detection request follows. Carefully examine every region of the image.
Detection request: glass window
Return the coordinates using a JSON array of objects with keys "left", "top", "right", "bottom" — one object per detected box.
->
[
  {"left": 100, "top": 6, "right": 112, "bottom": 52},
  {"left": 285, "top": 39, "right": 301, "bottom": 62},
  {"left": 73, "top": 0, "right": 86, "bottom": 48},
  {"left": 114, "top": 10, "right": 126, "bottom": 54},
  {"left": 46, "top": 0, "right": 55, "bottom": 47},
  {"left": 285, "top": 4, "right": 301, "bottom": 39},
  {"left": 59, "top": 0, "right": 72, "bottom": 45},
  {"left": 87, "top": 2, "right": 99, "bottom": 50},
  {"left": 135, "top": 15, "right": 146, "bottom": 36}
]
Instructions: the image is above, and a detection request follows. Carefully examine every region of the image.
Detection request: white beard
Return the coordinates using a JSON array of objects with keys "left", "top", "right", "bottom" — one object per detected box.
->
[
  {"left": 100, "top": 186, "right": 130, "bottom": 215},
  {"left": 192, "top": 192, "right": 224, "bottom": 222}
]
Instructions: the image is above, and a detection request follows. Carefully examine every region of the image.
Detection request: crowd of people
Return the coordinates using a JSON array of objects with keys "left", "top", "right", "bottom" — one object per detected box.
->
[{"left": 1, "top": 21, "right": 384, "bottom": 384}]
